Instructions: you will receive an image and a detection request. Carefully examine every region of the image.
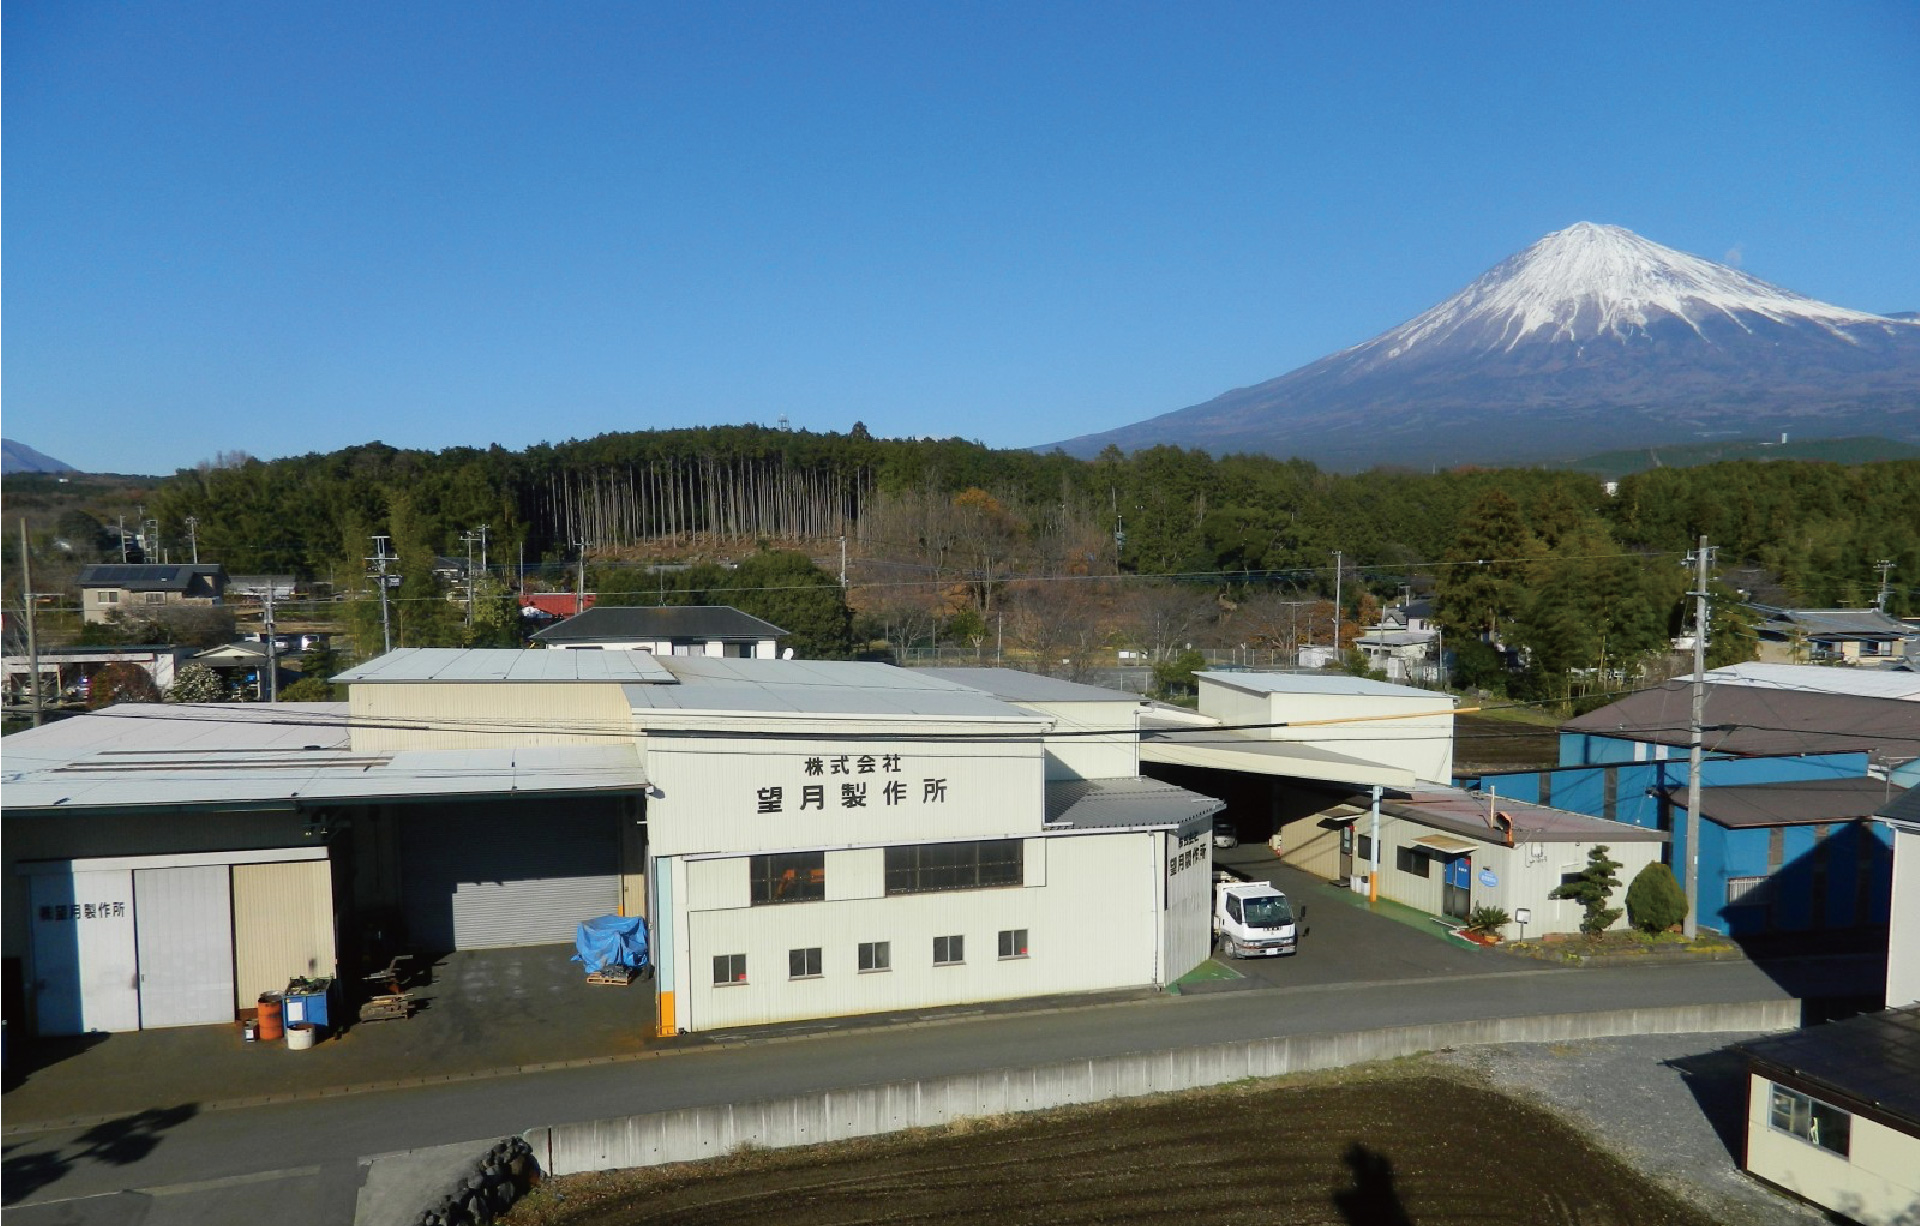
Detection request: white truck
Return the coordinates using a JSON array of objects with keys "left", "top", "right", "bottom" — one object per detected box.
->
[{"left": 1213, "top": 874, "right": 1299, "bottom": 958}]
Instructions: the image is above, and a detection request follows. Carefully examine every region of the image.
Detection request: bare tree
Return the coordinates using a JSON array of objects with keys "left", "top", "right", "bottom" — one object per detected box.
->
[{"left": 1121, "top": 583, "right": 1216, "bottom": 662}]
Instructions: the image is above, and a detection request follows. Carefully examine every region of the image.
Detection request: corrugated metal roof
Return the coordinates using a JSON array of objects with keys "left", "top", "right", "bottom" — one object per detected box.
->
[
  {"left": 1662, "top": 777, "right": 1906, "bottom": 828},
  {"left": 534, "top": 604, "right": 787, "bottom": 643},
  {"left": 916, "top": 668, "right": 1143, "bottom": 704},
  {"left": 625, "top": 657, "right": 1043, "bottom": 721},
  {"left": 334, "top": 648, "right": 675, "bottom": 685},
  {"left": 1757, "top": 607, "right": 1916, "bottom": 639},
  {"left": 1882, "top": 786, "right": 1920, "bottom": 824},
  {"left": 75, "top": 564, "right": 225, "bottom": 591},
  {"left": 1735, "top": 1005, "right": 1920, "bottom": 1130},
  {"left": 1386, "top": 785, "right": 1666, "bottom": 844},
  {"left": 1704, "top": 662, "right": 1920, "bottom": 702},
  {"left": 2, "top": 704, "right": 645, "bottom": 813},
  {"left": 1044, "top": 776, "right": 1223, "bottom": 833},
  {"left": 1563, "top": 682, "right": 1920, "bottom": 768},
  {"left": 1198, "top": 671, "right": 1454, "bottom": 701}
]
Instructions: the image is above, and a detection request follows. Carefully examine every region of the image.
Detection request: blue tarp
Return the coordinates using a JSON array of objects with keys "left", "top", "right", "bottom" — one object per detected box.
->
[{"left": 572, "top": 915, "right": 649, "bottom": 974}]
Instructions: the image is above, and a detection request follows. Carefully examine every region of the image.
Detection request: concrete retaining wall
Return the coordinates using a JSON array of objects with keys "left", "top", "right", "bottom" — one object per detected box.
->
[{"left": 526, "top": 1000, "right": 1796, "bottom": 1177}]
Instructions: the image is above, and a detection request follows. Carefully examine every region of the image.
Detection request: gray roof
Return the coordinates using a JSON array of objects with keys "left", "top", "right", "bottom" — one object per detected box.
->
[
  {"left": 628, "top": 657, "right": 1044, "bottom": 722},
  {"left": 1386, "top": 785, "right": 1667, "bottom": 845},
  {"left": 1736, "top": 1006, "right": 1920, "bottom": 1130},
  {"left": 1756, "top": 606, "right": 1916, "bottom": 640},
  {"left": 533, "top": 604, "right": 787, "bottom": 644},
  {"left": 335, "top": 648, "right": 675, "bottom": 685},
  {"left": 0, "top": 703, "right": 646, "bottom": 814},
  {"left": 917, "top": 667, "right": 1144, "bottom": 704},
  {"left": 1199, "top": 671, "right": 1454, "bottom": 701},
  {"left": 1704, "top": 662, "right": 1920, "bottom": 702},
  {"left": 1563, "top": 682, "right": 1920, "bottom": 769},
  {"left": 1044, "top": 776, "right": 1223, "bottom": 834},
  {"left": 1662, "top": 777, "right": 1905, "bottom": 828},
  {"left": 1880, "top": 786, "right": 1920, "bottom": 825},
  {"left": 1139, "top": 717, "right": 1416, "bottom": 787},
  {"left": 76, "top": 563, "right": 226, "bottom": 592}
]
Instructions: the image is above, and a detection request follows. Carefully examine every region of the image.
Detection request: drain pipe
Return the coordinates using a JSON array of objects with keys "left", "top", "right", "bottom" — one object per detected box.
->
[{"left": 1369, "top": 785, "right": 1382, "bottom": 903}]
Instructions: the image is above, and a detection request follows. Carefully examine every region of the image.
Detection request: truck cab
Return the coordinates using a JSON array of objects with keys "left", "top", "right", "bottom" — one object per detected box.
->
[{"left": 1213, "top": 878, "right": 1298, "bottom": 958}]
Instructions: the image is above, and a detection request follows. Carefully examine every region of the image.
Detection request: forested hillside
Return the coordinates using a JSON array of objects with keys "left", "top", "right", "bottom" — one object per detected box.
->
[{"left": 96, "top": 427, "right": 1919, "bottom": 692}]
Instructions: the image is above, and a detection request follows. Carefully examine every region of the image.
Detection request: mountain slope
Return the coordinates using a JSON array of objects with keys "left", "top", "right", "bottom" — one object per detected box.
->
[
  {"left": 1, "top": 439, "right": 78, "bottom": 475},
  {"left": 1052, "top": 223, "right": 1920, "bottom": 469}
]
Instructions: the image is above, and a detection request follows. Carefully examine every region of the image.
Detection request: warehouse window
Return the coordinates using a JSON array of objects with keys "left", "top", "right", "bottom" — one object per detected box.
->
[
  {"left": 788, "top": 947, "right": 823, "bottom": 979},
  {"left": 750, "top": 852, "right": 825, "bottom": 905},
  {"left": 933, "top": 935, "right": 965, "bottom": 965},
  {"left": 713, "top": 953, "right": 746, "bottom": 985},
  {"left": 998, "top": 929, "right": 1029, "bottom": 959},
  {"left": 858, "top": 941, "right": 890, "bottom": 972},
  {"left": 1769, "top": 1084, "right": 1850, "bottom": 1156},
  {"left": 1396, "top": 847, "right": 1431, "bottom": 878},
  {"left": 885, "top": 840, "right": 1023, "bottom": 895}
]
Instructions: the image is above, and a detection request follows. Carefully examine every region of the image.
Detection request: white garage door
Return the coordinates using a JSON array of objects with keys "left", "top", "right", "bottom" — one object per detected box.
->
[
  {"left": 401, "top": 808, "right": 622, "bottom": 950},
  {"left": 28, "top": 868, "right": 140, "bottom": 1035},
  {"left": 134, "top": 865, "right": 236, "bottom": 1028}
]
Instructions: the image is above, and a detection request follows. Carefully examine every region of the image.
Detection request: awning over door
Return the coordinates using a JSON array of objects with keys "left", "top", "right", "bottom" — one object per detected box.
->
[{"left": 1409, "top": 833, "right": 1480, "bottom": 856}]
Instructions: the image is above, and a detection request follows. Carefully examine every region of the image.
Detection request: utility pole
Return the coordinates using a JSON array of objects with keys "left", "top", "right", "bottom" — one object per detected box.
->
[
  {"left": 461, "top": 529, "right": 478, "bottom": 627},
  {"left": 263, "top": 585, "right": 279, "bottom": 702},
  {"left": 574, "top": 541, "right": 587, "bottom": 613},
  {"left": 185, "top": 516, "right": 200, "bottom": 564},
  {"left": 118, "top": 515, "right": 129, "bottom": 563},
  {"left": 20, "top": 520, "right": 43, "bottom": 728},
  {"left": 1682, "top": 534, "right": 1712, "bottom": 939},
  {"left": 369, "top": 535, "right": 394, "bottom": 654},
  {"left": 1875, "top": 559, "right": 1896, "bottom": 612},
  {"left": 1331, "top": 550, "right": 1344, "bottom": 655}
]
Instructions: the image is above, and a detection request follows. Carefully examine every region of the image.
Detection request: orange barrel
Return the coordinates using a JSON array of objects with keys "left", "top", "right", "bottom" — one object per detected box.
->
[{"left": 256, "top": 993, "right": 285, "bottom": 1042}]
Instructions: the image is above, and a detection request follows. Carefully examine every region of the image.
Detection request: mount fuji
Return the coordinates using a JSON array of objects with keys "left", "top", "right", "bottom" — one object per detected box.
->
[{"left": 1050, "top": 223, "right": 1920, "bottom": 469}]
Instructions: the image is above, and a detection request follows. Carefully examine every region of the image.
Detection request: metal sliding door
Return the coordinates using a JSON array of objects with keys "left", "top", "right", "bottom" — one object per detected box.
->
[{"left": 133, "top": 865, "right": 236, "bottom": 1028}]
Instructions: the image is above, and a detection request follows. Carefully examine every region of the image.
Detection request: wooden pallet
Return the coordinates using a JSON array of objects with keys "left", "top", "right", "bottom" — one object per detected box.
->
[{"left": 585, "top": 966, "right": 637, "bottom": 986}]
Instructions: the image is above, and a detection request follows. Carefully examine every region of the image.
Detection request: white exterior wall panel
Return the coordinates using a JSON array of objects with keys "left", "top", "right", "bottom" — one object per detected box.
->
[
  {"left": 1263, "top": 693, "right": 1454, "bottom": 785},
  {"left": 1887, "top": 825, "right": 1920, "bottom": 1009},
  {"left": 1745, "top": 1075, "right": 1920, "bottom": 1226},
  {"left": 679, "top": 832, "right": 1159, "bottom": 1031},
  {"left": 350, "top": 682, "right": 637, "bottom": 750},
  {"left": 1161, "top": 830, "right": 1213, "bottom": 982},
  {"left": 646, "top": 737, "right": 1045, "bottom": 859},
  {"left": 1025, "top": 701, "right": 1140, "bottom": 782}
]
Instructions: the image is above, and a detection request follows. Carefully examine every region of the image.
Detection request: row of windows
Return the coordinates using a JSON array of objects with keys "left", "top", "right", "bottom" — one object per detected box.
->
[
  {"left": 748, "top": 841, "right": 1025, "bottom": 906},
  {"left": 713, "top": 929, "right": 1030, "bottom": 985}
]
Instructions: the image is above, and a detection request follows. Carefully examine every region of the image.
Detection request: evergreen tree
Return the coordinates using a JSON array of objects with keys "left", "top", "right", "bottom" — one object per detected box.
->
[
  {"left": 1434, "top": 490, "right": 1544, "bottom": 643},
  {"left": 1549, "top": 845, "right": 1624, "bottom": 936},
  {"left": 1624, "top": 861, "right": 1688, "bottom": 935}
]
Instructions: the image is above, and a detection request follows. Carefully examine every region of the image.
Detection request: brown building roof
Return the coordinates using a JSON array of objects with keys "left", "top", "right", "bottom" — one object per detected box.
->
[
  {"left": 1661, "top": 777, "right": 1906, "bottom": 828},
  {"left": 1563, "top": 682, "right": 1920, "bottom": 770}
]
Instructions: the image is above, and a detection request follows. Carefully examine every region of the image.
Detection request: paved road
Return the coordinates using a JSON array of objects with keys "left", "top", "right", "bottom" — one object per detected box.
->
[{"left": 3, "top": 953, "right": 1878, "bottom": 1226}]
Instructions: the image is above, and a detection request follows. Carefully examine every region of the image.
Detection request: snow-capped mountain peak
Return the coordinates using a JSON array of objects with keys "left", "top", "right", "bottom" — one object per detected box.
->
[{"left": 1369, "top": 221, "right": 1909, "bottom": 361}]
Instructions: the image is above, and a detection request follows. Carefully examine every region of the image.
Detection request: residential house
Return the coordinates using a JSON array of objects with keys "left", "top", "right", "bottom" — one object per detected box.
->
[
  {"left": 1754, "top": 606, "right": 1918, "bottom": 668},
  {"left": 533, "top": 605, "right": 788, "bottom": 659},
  {"left": 75, "top": 564, "right": 227, "bottom": 625}
]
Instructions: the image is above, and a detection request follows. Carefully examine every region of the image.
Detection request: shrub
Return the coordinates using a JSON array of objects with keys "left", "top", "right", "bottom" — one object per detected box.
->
[
  {"left": 1625, "top": 861, "right": 1688, "bottom": 935},
  {"left": 1549, "top": 845, "right": 1624, "bottom": 936},
  {"left": 279, "top": 676, "right": 337, "bottom": 702},
  {"left": 1466, "top": 905, "right": 1511, "bottom": 937},
  {"left": 168, "top": 664, "right": 227, "bottom": 703}
]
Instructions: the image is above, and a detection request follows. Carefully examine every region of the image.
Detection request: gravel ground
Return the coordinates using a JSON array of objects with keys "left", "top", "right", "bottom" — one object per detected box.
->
[{"left": 1434, "top": 1032, "right": 1826, "bottom": 1226}]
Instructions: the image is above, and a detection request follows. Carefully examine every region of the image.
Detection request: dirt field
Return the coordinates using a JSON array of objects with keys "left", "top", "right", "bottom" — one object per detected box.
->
[
  {"left": 506, "top": 1072, "right": 1720, "bottom": 1226},
  {"left": 1453, "top": 712, "right": 1563, "bottom": 774}
]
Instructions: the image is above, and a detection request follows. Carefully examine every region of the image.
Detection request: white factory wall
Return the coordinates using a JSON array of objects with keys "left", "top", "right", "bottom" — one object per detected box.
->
[
  {"left": 1887, "top": 825, "right": 1920, "bottom": 1010},
  {"left": 1019, "top": 700, "right": 1140, "bottom": 781},
  {"left": 675, "top": 831, "right": 1164, "bottom": 1031},
  {"left": 1161, "top": 829, "right": 1214, "bottom": 982},
  {"left": 350, "top": 682, "right": 637, "bottom": 750},
  {"left": 646, "top": 735, "right": 1047, "bottom": 859},
  {"left": 1262, "top": 692, "right": 1455, "bottom": 784},
  {"left": 1196, "top": 680, "right": 1268, "bottom": 735}
]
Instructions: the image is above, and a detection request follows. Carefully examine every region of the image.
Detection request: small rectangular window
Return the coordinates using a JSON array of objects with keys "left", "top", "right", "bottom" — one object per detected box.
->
[
  {"left": 933, "top": 934, "right": 964, "bottom": 965},
  {"left": 143, "top": 592, "right": 166, "bottom": 605},
  {"left": 1726, "top": 875, "right": 1769, "bottom": 906},
  {"left": 1768, "top": 1084, "right": 1851, "bottom": 1156},
  {"left": 998, "top": 929, "right": 1028, "bottom": 959},
  {"left": 788, "top": 947, "right": 822, "bottom": 979},
  {"left": 858, "top": 941, "right": 890, "bottom": 972},
  {"left": 712, "top": 953, "right": 746, "bottom": 985},
  {"left": 750, "top": 851, "right": 826, "bottom": 905},
  {"left": 1357, "top": 834, "right": 1373, "bottom": 861},
  {"left": 98, "top": 590, "right": 120, "bottom": 604},
  {"left": 1396, "top": 847, "right": 1431, "bottom": 878}
]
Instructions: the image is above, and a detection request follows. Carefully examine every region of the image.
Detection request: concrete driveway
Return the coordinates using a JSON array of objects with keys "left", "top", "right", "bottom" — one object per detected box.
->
[{"left": 1205, "top": 848, "right": 1532, "bottom": 990}]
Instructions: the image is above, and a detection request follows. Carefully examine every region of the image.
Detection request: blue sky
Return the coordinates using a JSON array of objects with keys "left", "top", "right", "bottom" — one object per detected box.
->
[{"left": 5, "top": 2, "right": 1917, "bottom": 474}]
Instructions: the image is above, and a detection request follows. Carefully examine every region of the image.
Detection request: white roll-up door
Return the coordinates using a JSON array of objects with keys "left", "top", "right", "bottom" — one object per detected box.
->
[
  {"left": 400, "top": 807, "right": 622, "bottom": 950},
  {"left": 133, "top": 865, "right": 236, "bottom": 1028},
  {"left": 28, "top": 868, "right": 140, "bottom": 1035}
]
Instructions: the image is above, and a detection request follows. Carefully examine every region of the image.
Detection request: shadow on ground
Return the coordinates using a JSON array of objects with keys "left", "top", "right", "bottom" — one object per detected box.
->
[{"left": 1, "top": 1103, "right": 199, "bottom": 1204}]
